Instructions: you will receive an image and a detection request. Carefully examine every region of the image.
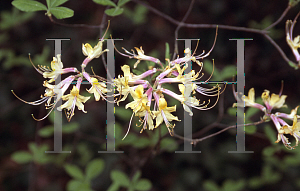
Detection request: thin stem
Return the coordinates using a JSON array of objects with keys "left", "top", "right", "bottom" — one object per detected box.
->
[
  {"left": 263, "top": 33, "right": 297, "bottom": 67},
  {"left": 193, "top": 93, "right": 225, "bottom": 137},
  {"left": 264, "top": 5, "right": 292, "bottom": 31},
  {"left": 132, "top": 0, "right": 300, "bottom": 69},
  {"left": 172, "top": 119, "right": 266, "bottom": 145},
  {"left": 48, "top": 15, "right": 104, "bottom": 29},
  {"left": 173, "top": 0, "right": 195, "bottom": 59},
  {"left": 132, "top": 0, "right": 267, "bottom": 35}
]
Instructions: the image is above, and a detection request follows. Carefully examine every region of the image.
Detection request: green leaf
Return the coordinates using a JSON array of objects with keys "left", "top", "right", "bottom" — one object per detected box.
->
[
  {"left": 290, "top": 0, "right": 300, "bottom": 7},
  {"left": 283, "top": 156, "right": 300, "bottom": 166},
  {"left": 0, "top": 8, "right": 34, "bottom": 30},
  {"left": 11, "top": 151, "right": 33, "bottom": 164},
  {"left": 107, "top": 183, "right": 120, "bottom": 191},
  {"left": 110, "top": 170, "right": 130, "bottom": 187},
  {"left": 135, "top": 179, "right": 152, "bottom": 190},
  {"left": 160, "top": 137, "right": 178, "bottom": 152},
  {"left": 262, "top": 146, "right": 277, "bottom": 157},
  {"left": 66, "top": 180, "right": 92, "bottom": 191},
  {"left": 245, "top": 107, "right": 260, "bottom": 120},
  {"left": 245, "top": 125, "right": 257, "bottom": 134},
  {"left": 227, "top": 107, "right": 236, "bottom": 116},
  {"left": 222, "top": 179, "right": 246, "bottom": 191},
  {"left": 46, "top": 0, "right": 51, "bottom": 7},
  {"left": 203, "top": 60, "right": 220, "bottom": 81},
  {"left": 93, "top": 0, "right": 117, "bottom": 7},
  {"left": 64, "top": 164, "right": 85, "bottom": 181},
  {"left": 248, "top": 177, "right": 264, "bottom": 189},
  {"left": 132, "top": 137, "right": 151, "bottom": 148},
  {"left": 123, "top": 4, "right": 148, "bottom": 25},
  {"left": 115, "top": 107, "right": 133, "bottom": 121},
  {"left": 85, "top": 158, "right": 105, "bottom": 180},
  {"left": 262, "top": 165, "right": 281, "bottom": 183},
  {"left": 48, "top": 0, "right": 69, "bottom": 8},
  {"left": 132, "top": 171, "right": 141, "bottom": 183},
  {"left": 12, "top": 0, "right": 47, "bottom": 12},
  {"left": 38, "top": 126, "right": 54, "bottom": 137},
  {"left": 132, "top": 68, "right": 143, "bottom": 75},
  {"left": 77, "top": 143, "right": 93, "bottom": 166},
  {"left": 62, "top": 123, "right": 79, "bottom": 133},
  {"left": 49, "top": 6, "right": 74, "bottom": 19},
  {"left": 288, "top": 61, "right": 298, "bottom": 69},
  {"left": 118, "top": 133, "right": 138, "bottom": 145},
  {"left": 105, "top": 7, "right": 124, "bottom": 16},
  {"left": 220, "top": 65, "right": 236, "bottom": 80},
  {"left": 203, "top": 180, "right": 220, "bottom": 191},
  {"left": 118, "top": 0, "right": 130, "bottom": 7},
  {"left": 28, "top": 143, "right": 51, "bottom": 164},
  {"left": 264, "top": 124, "right": 276, "bottom": 144}
]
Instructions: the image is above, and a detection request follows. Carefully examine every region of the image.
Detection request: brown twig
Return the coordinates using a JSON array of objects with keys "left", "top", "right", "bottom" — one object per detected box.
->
[
  {"left": 48, "top": 15, "right": 105, "bottom": 29},
  {"left": 263, "top": 33, "right": 297, "bottom": 67},
  {"left": 173, "top": 0, "right": 195, "bottom": 59},
  {"left": 172, "top": 119, "right": 266, "bottom": 145},
  {"left": 132, "top": 0, "right": 267, "bottom": 35},
  {"left": 263, "top": 5, "right": 292, "bottom": 31},
  {"left": 132, "top": 0, "right": 297, "bottom": 68}
]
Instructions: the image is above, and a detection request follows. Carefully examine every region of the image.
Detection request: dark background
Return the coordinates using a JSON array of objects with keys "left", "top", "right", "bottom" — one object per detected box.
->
[{"left": 1, "top": 0, "right": 300, "bottom": 190}]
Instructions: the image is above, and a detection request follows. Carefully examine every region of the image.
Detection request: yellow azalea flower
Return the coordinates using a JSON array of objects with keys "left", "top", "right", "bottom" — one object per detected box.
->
[
  {"left": 153, "top": 98, "right": 180, "bottom": 134},
  {"left": 170, "top": 48, "right": 202, "bottom": 67},
  {"left": 290, "top": 115, "right": 300, "bottom": 147},
  {"left": 261, "top": 90, "right": 287, "bottom": 110},
  {"left": 125, "top": 85, "right": 148, "bottom": 113},
  {"left": 41, "top": 54, "right": 77, "bottom": 83},
  {"left": 277, "top": 107, "right": 300, "bottom": 148},
  {"left": 233, "top": 88, "right": 266, "bottom": 112},
  {"left": 242, "top": 88, "right": 256, "bottom": 106},
  {"left": 275, "top": 116, "right": 300, "bottom": 149},
  {"left": 58, "top": 86, "right": 90, "bottom": 121},
  {"left": 132, "top": 47, "right": 155, "bottom": 68},
  {"left": 120, "top": 46, "right": 161, "bottom": 68},
  {"left": 175, "top": 64, "right": 199, "bottom": 85},
  {"left": 114, "top": 65, "right": 155, "bottom": 104},
  {"left": 178, "top": 83, "right": 200, "bottom": 116},
  {"left": 86, "top": 77, "right": 108, "bottom": 101},
  {"left": 286, "top": 16, "right": 300, "bottom": 61},
  {"left": 43, "top": 81, "right": 56, "bottom": 105},
  {"left": 114, "top": 65, "right": 133, "bottom": 103},
  {"left": 135, "top": 106, "right": 155, "bottom": 131},
  {"left": 82, "top": 41, "right": 109, "bottom": 59}
]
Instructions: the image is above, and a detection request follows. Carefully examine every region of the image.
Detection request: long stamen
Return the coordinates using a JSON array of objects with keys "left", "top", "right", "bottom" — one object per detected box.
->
[
  {"left": 122, "top": 112, "right": 135, "bottom": 140},
  {"left": 11, "top": 90, "right": 50, "bottom": 105},
  {"left": 28, "top": 54, "right": 44, "bottom": 75},
  {"left": 100, "top": 20, "right": 110, "bottom": 41},
  {"left": 31, "top": 100, "right": 57, "bottom": 121},
  {"left": 195, "top": 26, "right": 218, "bottom": 59}
]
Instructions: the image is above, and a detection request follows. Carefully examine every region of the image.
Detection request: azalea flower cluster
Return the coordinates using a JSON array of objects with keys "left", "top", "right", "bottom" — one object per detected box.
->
[
  {"left": 12, "top": 30, "right": 221, "bottom": 138},
  {"left": 113, "top": 45, "right": 221, "bottom": 138},
  {"left": 234, "top": 88, "right": 300, "bottom": 150},
  {"left": 12, "top": 39, "right": 109, "bottom": 122}
]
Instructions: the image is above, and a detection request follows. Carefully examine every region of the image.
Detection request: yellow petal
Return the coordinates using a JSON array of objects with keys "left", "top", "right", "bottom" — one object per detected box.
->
[
  {"left": 270, "top": 94, "right": 287, "bottom": 109},
  {"left": 121, "top": 65, "right": 131, "bottom": 77},
  {"left": 158, "top": 98, "right": 167, "bottom": 110},
  {"left": 134, "top": 85, "right": 144, "bottom": 99},
  {"left": 155, "top": 112, "right": 163, "bottom": 128},
  {"left": 83, "top": 43, "right": 93, "bottom": 57}
]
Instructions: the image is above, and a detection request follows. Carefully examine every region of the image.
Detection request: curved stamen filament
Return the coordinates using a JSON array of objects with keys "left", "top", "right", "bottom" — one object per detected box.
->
[{"left": 11, "top": 90, "right": 51, "bottom": 105}]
